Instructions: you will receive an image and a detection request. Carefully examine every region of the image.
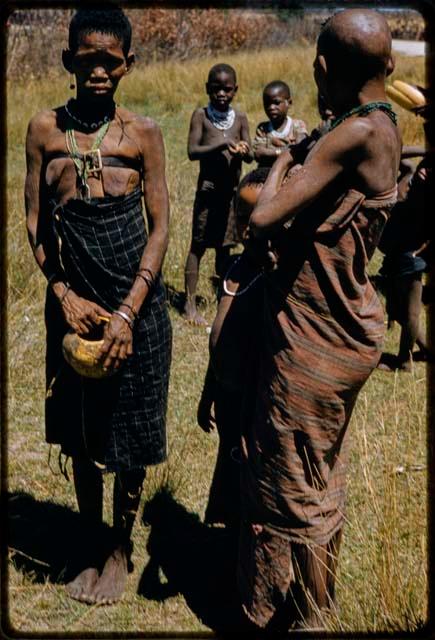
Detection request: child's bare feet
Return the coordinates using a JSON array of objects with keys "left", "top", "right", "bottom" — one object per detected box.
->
[
  {"left": 89, "top": 546, "right": 129, "bottom": 605},
  {"left": 183, "top": 301, "right": 209, "bottom": 327},
  {"left": 66, "top": 567, "right": 99, "bottom": 603}
]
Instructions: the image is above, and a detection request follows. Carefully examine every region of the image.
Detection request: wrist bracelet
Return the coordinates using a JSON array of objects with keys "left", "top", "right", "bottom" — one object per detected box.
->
[
  {"left": 136, "top": 272, "right": 154, "bottom": 290},
  {"left": 113, "top": 309, "right": 134, "bottom": 329},
  {"left": 137, "top": 267, "right": 156, "bottom": 283},
  {"left": 119, "top": 302, "right": 138, "bottom": 318}
]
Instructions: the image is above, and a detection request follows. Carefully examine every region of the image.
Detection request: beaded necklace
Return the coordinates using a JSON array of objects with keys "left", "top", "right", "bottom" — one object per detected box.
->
[
  {"left": 206, "top": 103, "right": 235, "bottom": 137},
  {"left": 329, "top": 101, "right": 397, "bottom": 131},
  {"left": 65, "top": 98, "right": 115, "bottom": 130},
  {"left": 65, "top": 119, "right": 111, "bottom": 200}
]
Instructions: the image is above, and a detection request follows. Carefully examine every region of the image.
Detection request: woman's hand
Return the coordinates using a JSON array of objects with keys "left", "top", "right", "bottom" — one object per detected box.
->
[
  {"left": 197, "top": 391, "right": 216, "bottom": 433},
  {"left": 60, "top": 289, "right": 110, "bottom": 335},
  {"left": 100, "top": 313, "right": 134, "bottom": 371}
]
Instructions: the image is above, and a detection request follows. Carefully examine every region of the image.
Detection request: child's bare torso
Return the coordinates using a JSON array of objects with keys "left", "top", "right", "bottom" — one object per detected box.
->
[{"left": 197, "top": 108, "right": 245, "bottom": 186}]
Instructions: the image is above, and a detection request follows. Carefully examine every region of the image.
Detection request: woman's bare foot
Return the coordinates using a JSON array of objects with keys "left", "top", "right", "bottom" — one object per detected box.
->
[
  {"left": 66, "top": 567, "right": 99, "bottom": 603},
  {"left": 89, "top": 546, "right": 129, "bottom": 605}
]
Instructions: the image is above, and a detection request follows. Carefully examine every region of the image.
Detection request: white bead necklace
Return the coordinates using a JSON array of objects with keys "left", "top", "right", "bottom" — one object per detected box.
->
[
  {"left": 268, "top": 116, "right": 293, "bottom": 140},
  {"left": 206, "top": 103, "right": 235, "bottom": 138}
]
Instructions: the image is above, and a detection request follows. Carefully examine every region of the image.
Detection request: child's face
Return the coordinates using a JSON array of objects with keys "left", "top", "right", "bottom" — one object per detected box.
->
[
  {"left": 206, "top": 71, "right": 238, "bottom": 112},
  {"left": 66, "top": 31, "right": 132, "bottom": 102},
  {"left": 263, "top": 88, "right": 290, "bottom": 125}
]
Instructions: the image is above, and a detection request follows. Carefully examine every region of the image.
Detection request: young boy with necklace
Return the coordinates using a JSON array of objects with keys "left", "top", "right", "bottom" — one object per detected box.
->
[
  {"left": 183, "top": 63, "right": 253, "bottom": 326},
  {"left": 253, "top": 80, "right": 307, "bottom": 167},
  {"left": 25, "top": 7, "right": 172, "bottom": 605}
]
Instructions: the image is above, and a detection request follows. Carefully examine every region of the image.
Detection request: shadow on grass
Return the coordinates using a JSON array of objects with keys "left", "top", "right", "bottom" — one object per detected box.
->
[
  {"left": 6, "top": 491, "right": 111, "bottom": 584},
  {"left": 164, "top": 281, "right": 212, "bottom": 316},
  {"left": 138, "top": 487, "right": 251, "bottom": 634},
  {"left": 377, "top": 350, "right": 431, "bottom": 372},
  {"left": 164, "top": 282, "right": 186, "bottom": 314}
]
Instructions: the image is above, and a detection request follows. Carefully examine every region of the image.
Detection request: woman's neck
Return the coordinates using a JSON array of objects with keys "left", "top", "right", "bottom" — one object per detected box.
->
[{"left": 330, "top": 80, "right": 387, "bottom": 117}]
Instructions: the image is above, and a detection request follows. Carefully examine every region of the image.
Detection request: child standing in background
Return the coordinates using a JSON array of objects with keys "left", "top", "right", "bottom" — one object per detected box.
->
[
  {"left": 197, "top": 167, "right": 269, "bottom": 527},
  {"left": 253, "top": 80, "right": 307, "bottom": 167},
  {"left": 183, "top": 63, "right": 253, "bottom": 326}
]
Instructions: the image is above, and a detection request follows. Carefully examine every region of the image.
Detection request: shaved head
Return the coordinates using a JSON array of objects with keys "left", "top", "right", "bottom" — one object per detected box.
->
[{"left": 317, "top": 9, "right": 393, "bottom": 83}]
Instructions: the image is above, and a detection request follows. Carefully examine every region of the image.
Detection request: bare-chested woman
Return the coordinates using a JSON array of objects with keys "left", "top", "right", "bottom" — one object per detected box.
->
[{"left": 25, "top": 7, "right": 171, "bottom": 605}]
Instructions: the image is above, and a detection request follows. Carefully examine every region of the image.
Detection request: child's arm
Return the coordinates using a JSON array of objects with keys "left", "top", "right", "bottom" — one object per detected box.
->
[
  {"left": 293, "top": 119, "right": 309, "bottom": 145},
  {"left": 238, "top": 113, "right": 254, "bottom": 163},
  {"left": 197, "top": 362, "right": 217, "bottom": 433},
  {"left": 253, "top": 123, "right": 283, "bottom": 163},
  {"left": 187, "top": 108, "right": 236, "bottom": 160}
]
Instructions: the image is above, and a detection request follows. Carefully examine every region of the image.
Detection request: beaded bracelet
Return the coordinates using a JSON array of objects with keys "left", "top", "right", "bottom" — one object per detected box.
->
[
  {"left": 119, "top": 302, "right": 138, "bottom": 319},
  {"left": 113, "top": 309, "right": 134, "bottom": 329}
]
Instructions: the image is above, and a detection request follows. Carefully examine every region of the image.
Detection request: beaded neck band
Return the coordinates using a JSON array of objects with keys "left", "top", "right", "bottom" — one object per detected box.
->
[
  {"left": 64, "top": 99, "right": 115, "bottom": 130},
  {"left": 329, "top": 101, "right": 397, "bottom": 131},
  {"left": 206, "top": 103, "right": 236, "bottom": 131}
]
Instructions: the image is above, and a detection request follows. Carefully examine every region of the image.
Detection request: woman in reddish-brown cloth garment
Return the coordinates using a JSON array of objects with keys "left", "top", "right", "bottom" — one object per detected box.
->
[{"left": 237, "top": 8, "right": 402, "bottom": 632}]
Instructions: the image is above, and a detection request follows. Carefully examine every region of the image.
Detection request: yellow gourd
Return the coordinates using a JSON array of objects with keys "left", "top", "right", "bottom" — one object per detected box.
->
[{"left": 62, "top": 316, "right": 115, "bottom": 378}]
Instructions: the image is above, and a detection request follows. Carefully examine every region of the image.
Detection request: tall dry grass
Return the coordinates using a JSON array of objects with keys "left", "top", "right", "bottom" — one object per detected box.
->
[{"left": 6, "top": 45, "right": 428, "bottom": 634}]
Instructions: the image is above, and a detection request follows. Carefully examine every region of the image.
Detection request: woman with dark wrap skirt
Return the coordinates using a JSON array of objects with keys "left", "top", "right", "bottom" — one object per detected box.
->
[{"left": 25, "top": 8, "right": 171, "bottom": 606}]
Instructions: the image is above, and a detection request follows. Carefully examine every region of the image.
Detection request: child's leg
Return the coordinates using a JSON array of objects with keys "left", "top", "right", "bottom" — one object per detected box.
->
[
  {"left": 66, "top": 455, "right": 104, "bottom": 602},
  {"left": 397, "top": 274, "right": 425, "bottom": 370},
  {"left": 90, "top": 468, "right": 146, "bottom": 605},
  {"left": 215, "top": 245, "right": 231, "bottom": 279},
  {"left": 184, "top": 243, "right": 208, "bottom": 325}
]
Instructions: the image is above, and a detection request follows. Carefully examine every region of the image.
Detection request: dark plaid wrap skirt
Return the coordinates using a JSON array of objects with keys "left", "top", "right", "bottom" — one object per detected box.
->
[{"left": 44, "top": 187, "right": 172, "bottom": 472}]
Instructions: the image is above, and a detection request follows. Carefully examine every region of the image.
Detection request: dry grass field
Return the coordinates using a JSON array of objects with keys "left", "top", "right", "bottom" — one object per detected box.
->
[{"left": 5, "top": 44, "right": 428, "bottom": 635}]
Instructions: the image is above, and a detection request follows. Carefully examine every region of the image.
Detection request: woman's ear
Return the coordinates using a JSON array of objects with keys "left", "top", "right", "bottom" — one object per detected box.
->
[
  {"left": 125, "top": 52, "right": 135, "bottom": 75},
  {"left": 318, "top": 54, "right": 327, "bottom": 76},
  {"left": 386, "top": 54, "right": 395, "bottom": 77},
  {"left": 62, "top": 49, "right": 73, "bottom": 73}
]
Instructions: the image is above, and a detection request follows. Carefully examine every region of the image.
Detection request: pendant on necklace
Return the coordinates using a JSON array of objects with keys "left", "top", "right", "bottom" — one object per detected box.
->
[{"left": 223, "top": 131, "right": 227, "bottom": 138}]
